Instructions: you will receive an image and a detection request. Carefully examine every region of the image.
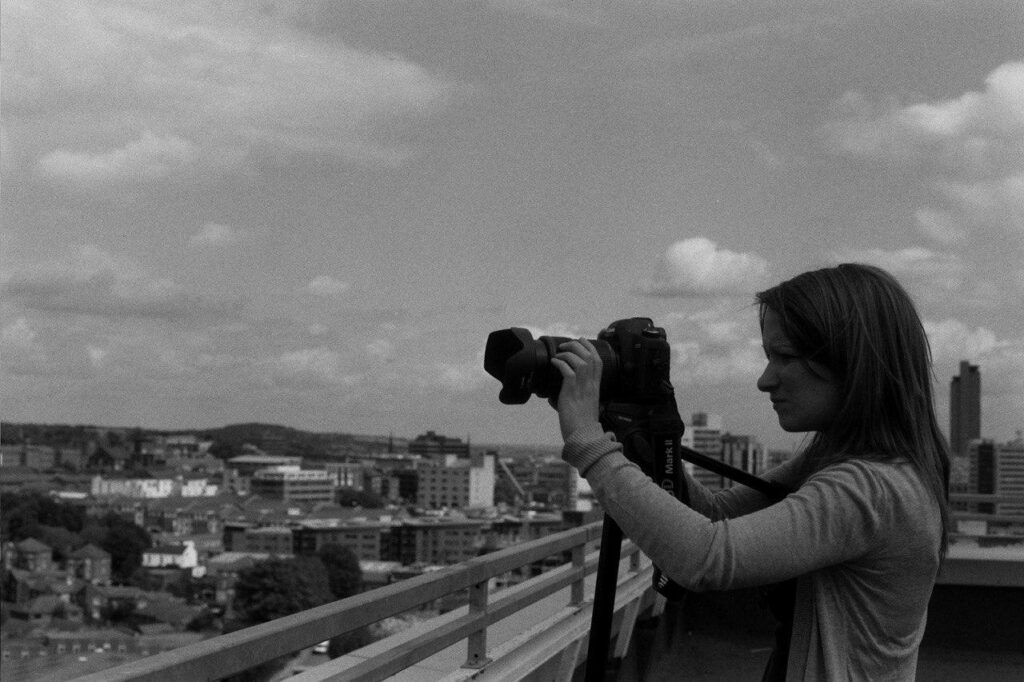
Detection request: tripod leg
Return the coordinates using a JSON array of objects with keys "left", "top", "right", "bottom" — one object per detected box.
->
[{"left": 586, "top": 515, "right": 623, "bottom": 682}]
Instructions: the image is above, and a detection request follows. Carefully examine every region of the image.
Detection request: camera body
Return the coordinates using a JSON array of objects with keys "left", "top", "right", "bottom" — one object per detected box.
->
[{"left": 484, "top": 317, "right": 673, "bottom": 406}]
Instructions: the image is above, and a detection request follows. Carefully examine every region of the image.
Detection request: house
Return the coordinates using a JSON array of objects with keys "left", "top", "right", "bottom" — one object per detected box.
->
[
  {"left": 81, "top": 584, "right": 148, "bottom": 622},
  {"left": 3, "top": 568, "right": 85, "bottom": 607},
  {"left": 66, "top": 543, "right": 112, "bottom": 585},
  {"left": 7, "top": 594, "right": 84, "bottom": 628},
  {"left": 85, "top": 438, "right": 131, "bottom": 471},
  {"left": 141, "top": 540, "right": 203, "bottom": 592},
  {"left": 141, "top": 540, "right": 199, "bottom": 570},
  {"left": 13, "top": 537, "right": 55, "bottom": 572},
  {"left": 145, "top": 495, "right": 236, "bottom": 537},
  {"left": 203, "top": 552, "right": 271, "bottom": 611}
]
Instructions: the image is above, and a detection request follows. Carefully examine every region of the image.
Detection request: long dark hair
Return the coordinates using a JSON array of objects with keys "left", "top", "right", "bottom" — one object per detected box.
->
[{"left": 756, "top": 263, "right": 950, "bottom": 557}]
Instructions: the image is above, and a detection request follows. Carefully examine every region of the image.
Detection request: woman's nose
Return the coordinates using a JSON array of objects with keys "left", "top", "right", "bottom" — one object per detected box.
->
[{"left": 757, "top": 364, "right": 777, "bottom": 393}]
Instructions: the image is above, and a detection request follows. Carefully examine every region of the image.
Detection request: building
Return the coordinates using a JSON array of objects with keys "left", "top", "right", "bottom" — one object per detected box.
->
[
  {"left": 91, "top": 474, "right": 175, "bottom": 499},
  {"left": 142, "top": 540, "right": 199, "bottom": 571},
  {"left": 144, "top": 496, "right": 229, "bottom": 537},
  {"left": 323, "top": 460, "right": 367, "bottom": 489},
  {"left": 997, "top": 437, "right": 1024, "bottom": 517},
  {"left": 293, "top": 519, "right": 391, "bottom": 562},
  {"left": 534, "top": 459, "right": 577, "bottom": 507},
  {"left": 968, "top": 439, "right": 998, "bottom": 514},
  {"left": 416, "top": 452, "right": 495, "bottom": 510},
  {"left": 718, "top": 434, "right": 767, "bottom": 488},
  {"left": 12, "top": 538, "right": 55, "bottom": 573},
  {"left": 203, "top": 552, "right": 272, "bottom": 610},
  {"left": 767, "top": 449, "right": 793, "bottom": 469},
  {"left": 90, "top": 473, "right": 218, "bottom": 499},
  {"left": 242, "top": 526, "right": 294, "bottom": 555},
  {"left": 387, "top": 518, "right": 490, "bottom": 565},
  {"left": 682, "top": 413, "right": 724, "bottom": 491},
  {"left": 969, "top": 437, "right": 1024, "bottom": 518},
  {"left": 408, "top": 431, "right": 470, "bottom": 458},
  {"left": 950, "top": 361, "right": 981, "bottom": 457},
  {"left": 66, "top": 544, "right": 112, "bottom": 585},
  {"left": 250, "top": 466, "right": 335, "bottom": 504},
  {"left": 226, "top": 453, "right": 302, "bottom": 478}
]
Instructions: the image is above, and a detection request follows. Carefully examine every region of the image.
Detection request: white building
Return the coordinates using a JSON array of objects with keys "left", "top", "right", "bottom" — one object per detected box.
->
[
  {"left": 90, "top": 474, "right": 218, "bottom": 499},
  {"left": 250, "top": 465, "right": 335, "bottom": 503},
  {"left": 416, "top": 452, "right": 495, "bottom": 510},
  {"left": 142, "top": 540, "right": 200, "bottom": 572}
]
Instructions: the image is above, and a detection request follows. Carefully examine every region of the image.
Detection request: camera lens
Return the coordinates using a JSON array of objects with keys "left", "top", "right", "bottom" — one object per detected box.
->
[{"left": 483, "top": 329, "right": 564, "bottom": 404}]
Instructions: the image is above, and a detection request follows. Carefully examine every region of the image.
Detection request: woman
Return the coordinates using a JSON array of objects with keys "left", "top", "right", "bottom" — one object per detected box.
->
[{"left": 552, "top": 263, "right": 950, "bottom": 681}]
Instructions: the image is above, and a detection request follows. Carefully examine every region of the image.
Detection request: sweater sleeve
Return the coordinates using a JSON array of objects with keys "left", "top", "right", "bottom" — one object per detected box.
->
[{"left": 565, "top": 434, "right": 890, "bottom": 591}]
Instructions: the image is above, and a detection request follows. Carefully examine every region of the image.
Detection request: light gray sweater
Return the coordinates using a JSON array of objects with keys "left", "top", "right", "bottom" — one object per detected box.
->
[{"left": 564, "top": 428, "right": 942, "bottom": 681}]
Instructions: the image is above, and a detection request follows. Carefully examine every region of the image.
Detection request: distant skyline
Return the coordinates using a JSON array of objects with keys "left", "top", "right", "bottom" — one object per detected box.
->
[{"left": 2, "top": 1, "right": 1023, "bottom": 450}]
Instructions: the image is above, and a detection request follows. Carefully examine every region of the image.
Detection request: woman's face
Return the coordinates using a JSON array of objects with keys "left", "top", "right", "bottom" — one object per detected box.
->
[{"left": 757, "top": 308, "right": 840, "bottom": 433}]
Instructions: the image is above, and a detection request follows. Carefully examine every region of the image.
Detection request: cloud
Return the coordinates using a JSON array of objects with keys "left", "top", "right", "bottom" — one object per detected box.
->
[
  {"left": 924, "top": 319, "right": 1002, "bottom": 362},
  {"left": 1, "top": 317, "right": 37, "bottom": 349},
  {"left": 913, "top": 208, "right": 967, "bottom": 246},
  {"left": 436, "top": 357, "right": 489, "bottom": 393},
  {"left": 366, "top": 339, "right": 395, "bottom": 361},
  {"left": 3, "top": 2, "right": 456, "bottom": 172},
  {"left": 823, "top": 62, "right": 1024, "bottom": 164},
  {"left": 660, "top": 308, "right": 764, "bottom": 386},
  {"left": 822, "top": 61, "right": 1024, "bottom": 247},
  {"left": 830, "top": 246, "right": 967, "bottom": 293},
  {"left": 269, "top": 347, "right": 358, "bottom": 387},
  {"left": 523, "top": 323, "right": 584, "bottom": 340},
  {"left": 0, "top": 317, "right": 48, "bottom": 374},
  {"left": 638, "top": 237, "right": 770, "bottom": 297},
  {"left": 35, "top": 131, "right": 198, "bottom": 188},
  {"left": 306, "top": 275, "right": 350, "bottom": 298},
  {"left": 1, "top": 245, "right": 237, "bottom": 322},
  {"left": 189, "top": 222, "right": 243, "bottom": 248}
]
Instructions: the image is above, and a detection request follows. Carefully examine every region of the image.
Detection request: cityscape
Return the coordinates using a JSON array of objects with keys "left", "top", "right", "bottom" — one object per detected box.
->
[
  {"left": 1, "top": 360, "right": 1022, "bottom": 680},
  {"left": 3, "top": 2, "right": 1023, "bottom": 680}
]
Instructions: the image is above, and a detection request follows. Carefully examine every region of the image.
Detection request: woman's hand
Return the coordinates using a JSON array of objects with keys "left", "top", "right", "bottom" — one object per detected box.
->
[{"left": 550, "top": 338, "right": 603, "bottom": 441}]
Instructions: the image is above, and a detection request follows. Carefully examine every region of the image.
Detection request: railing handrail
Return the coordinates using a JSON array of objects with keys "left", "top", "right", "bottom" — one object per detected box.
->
[
  {"left": 949, "top": 493, "right": 1024, "bottom": 503},
  {"left": 74, "top": 521, "right": 612, "bottom": 682}
]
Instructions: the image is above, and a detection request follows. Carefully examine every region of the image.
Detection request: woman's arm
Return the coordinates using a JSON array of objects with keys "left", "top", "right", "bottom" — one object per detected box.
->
[{"left": 568, "top": 435, "right": 886, "bottom": 591}]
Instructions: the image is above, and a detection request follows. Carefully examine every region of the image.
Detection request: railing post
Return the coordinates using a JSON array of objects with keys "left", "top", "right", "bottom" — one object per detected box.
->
[
  {"left": 464, "top": 579, "right": 492, "bottom": 668},
  {"left": 570, "top": 543, "right": 586, "bottom": 606}
]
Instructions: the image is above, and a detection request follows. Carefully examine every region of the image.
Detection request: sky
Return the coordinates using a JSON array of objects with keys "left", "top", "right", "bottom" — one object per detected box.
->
[{"left": 2, "top": 0, "right": 1023, "bottom": 450}]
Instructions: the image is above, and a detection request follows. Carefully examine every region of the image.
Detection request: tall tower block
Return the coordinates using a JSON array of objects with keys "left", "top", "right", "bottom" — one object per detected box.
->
[{"left": 950, "top": 361, "right": 981, "bottom": 456}]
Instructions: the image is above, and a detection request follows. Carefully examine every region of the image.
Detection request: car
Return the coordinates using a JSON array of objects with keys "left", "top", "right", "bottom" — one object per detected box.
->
[{"left": 313, "top": 641, "right": 329, "bottom": 655}]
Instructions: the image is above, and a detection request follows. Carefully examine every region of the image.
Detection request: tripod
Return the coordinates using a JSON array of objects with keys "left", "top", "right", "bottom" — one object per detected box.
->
[{"left": 584, "top": 400, "right": 792, "bottom": 682}]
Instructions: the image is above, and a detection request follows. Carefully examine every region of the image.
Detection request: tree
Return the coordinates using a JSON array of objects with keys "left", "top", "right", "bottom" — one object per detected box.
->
[
  {"left": 0, "top": 491, "right": 85, "bottom": 542},
  {"left": 231, "top": 557, "right": 333, "bottom": 625},
  {"left": 317, "top": 544, "right": 363, "bottom": 599},
  {"left": 95, "top": 513, "right": 152, "bottom": 583},
  {"left": 36, "top": 525, "right": 81, "bottom": 563}
]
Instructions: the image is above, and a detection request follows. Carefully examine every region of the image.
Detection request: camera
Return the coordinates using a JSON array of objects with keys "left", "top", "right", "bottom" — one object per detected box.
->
[{"left": 483, "top": 317, "right": 673, "bottom": 405}]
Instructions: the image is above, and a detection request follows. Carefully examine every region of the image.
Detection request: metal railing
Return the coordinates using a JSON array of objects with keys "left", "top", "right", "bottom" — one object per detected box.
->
[
  {"left": 74, "top": 520, "right": 657, "bottom": 681},
  {"left": 71, "top": 495, "right": 1024, "bottom": 681}
]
